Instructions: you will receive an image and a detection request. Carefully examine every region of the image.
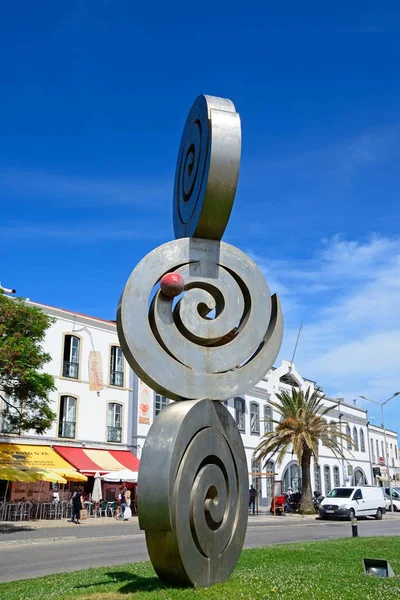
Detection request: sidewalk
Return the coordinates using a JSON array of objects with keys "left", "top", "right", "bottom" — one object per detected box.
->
[
  {"left": 2, "top": 509, "right": 397, "bottom": 530},
  {"left": 0, "top": 515, "right": 139, "bottom": 530}
]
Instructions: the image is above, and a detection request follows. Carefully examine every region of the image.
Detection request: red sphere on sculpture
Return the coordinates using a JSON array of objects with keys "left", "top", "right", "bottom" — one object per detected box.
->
[{"left": 160, "top": 273, "right": 185, "bottom": 298}]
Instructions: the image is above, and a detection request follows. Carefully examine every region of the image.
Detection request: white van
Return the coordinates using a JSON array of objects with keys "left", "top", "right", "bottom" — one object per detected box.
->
[{"left": 319, "top": 486, "right": 386, "bottom": 520}]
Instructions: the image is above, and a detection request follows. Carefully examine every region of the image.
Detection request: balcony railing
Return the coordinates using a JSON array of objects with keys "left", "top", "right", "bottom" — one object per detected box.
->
[
  {"left": 58, "top": 420, "right": 76, "bottom": 439},
  {"left": 107, "top": 426, "right": 122, "bottom": 443},
  {"left": 110, "top": 370, "right": 124, "bottom": 387},
  {"left": 63, "top": 361, "right": 79, "bottom": 379},
  {"left": 236, "top": 415, "right": 245, "bottom": 432}
]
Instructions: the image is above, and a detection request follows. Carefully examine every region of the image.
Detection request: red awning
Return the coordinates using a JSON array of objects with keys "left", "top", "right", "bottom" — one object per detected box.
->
[{"left": 53, "top": 446, "right": 140, "bottom": 475}]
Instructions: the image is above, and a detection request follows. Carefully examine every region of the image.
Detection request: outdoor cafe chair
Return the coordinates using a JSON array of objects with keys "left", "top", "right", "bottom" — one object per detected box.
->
[
  {"left": 107, "top": 501, "right": 118, "bottom": 517},
  {"left": 4, "top": 503, "right": 13, "bottom": 521},
  {"left": 47, "top": 502, "right": 61, "bottom": 519},
  {"left": 20, "top": 502, "right": 33, "bottom": 521},
  {"left": 97, "top": 501, "right": 108, "bottom": 517},
  {"left": 40, "top": 502, "right": 53, "bottom": 520},
  {"left": 9, "top": 503, "right": 23, "bottom": 521},
  {"left": 59, "top": 501, "right": 70, "bottom": 519}
]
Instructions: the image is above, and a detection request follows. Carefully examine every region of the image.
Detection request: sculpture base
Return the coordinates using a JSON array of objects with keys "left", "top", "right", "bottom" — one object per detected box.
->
[{"left": 137, "top": 399, "right": 248, "bottom": 587}]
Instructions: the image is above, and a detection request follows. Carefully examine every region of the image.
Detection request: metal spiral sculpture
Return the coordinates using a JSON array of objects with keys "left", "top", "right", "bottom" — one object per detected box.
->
[{"left": 117, "top": 94, "right": 283, "bottom": 587}]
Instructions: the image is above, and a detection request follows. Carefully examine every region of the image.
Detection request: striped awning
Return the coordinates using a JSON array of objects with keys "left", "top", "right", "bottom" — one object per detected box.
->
[
  {"left": 0, "top": 443, "right": 86, "bottom": 482},
  {"left": 54, "top": 446, "right": 140, "bottom": 475}
]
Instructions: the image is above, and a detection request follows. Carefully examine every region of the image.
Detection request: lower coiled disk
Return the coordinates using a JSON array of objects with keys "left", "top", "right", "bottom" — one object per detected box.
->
[{"left": 137, "top": 399, "right": 248, "bottom": 587}]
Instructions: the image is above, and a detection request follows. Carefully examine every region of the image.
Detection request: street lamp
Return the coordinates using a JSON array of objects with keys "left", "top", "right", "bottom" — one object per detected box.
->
[{"left": 359, "top": 393, "right": 400, "bottom": 514}]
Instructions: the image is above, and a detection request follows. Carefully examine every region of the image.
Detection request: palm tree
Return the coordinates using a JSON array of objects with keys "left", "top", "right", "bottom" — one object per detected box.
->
[{"left": 255, "top": 387, "right": 352, "bottom": 513}]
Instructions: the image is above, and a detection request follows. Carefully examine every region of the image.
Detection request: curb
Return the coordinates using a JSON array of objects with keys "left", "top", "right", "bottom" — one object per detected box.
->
[{"left": 0, "top": 533, "right": 144, "bottom": 548}]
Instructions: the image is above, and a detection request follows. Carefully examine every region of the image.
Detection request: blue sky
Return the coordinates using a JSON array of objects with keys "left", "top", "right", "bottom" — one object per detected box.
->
[{"left": 1, "top": 2, "right": 399, "bottom": 432}]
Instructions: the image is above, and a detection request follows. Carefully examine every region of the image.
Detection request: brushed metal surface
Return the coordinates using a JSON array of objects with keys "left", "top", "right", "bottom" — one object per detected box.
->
[
  {"left": 173, "top": 94, "right": 241, "bottom": 241},
  {"left": 137, "top": 399, "right": 248, "bottom": 586},
  {"left": 117, "top": 237, "right": 283, "bottom": 401},
  {"left": 117, "top": 93, "right": 284, "bottom": 587}
]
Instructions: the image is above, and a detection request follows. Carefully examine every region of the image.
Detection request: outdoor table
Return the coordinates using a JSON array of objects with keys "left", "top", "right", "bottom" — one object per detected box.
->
[{"left": 84, "top": 502, "right": 94, "bottom": 517}]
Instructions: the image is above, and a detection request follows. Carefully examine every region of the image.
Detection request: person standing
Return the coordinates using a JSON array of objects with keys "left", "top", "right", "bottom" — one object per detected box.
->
[
  {"left": 71, "top": 489, "right": 83, "bottom": 524},
  {"left": 249, "top": 485, "right": 257, "bottom": 515},
  {"left": 119, "top": 486, "right": 127, "bottom": 520}
]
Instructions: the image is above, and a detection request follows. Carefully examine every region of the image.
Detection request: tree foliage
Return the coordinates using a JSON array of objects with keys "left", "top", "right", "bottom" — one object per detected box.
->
[
  {"left": 0, "top": 291, "right": 56, "bottom": 434},
  {"left": 255, "top": 386, "right": 353, "bottom": 513}
]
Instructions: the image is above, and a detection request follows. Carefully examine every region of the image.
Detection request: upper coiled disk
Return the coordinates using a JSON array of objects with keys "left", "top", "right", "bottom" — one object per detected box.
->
[{"left": 173, "top": 95, "right": 241, "bottom": 240}]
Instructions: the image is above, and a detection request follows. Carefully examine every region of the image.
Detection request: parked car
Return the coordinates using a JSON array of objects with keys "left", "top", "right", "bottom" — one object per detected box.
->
[
  {"left": 319, "top": 486, "right": 386, "bottom": 520},
  {"left": 384, "top": 488, "right": 400, "bottom": 512}
]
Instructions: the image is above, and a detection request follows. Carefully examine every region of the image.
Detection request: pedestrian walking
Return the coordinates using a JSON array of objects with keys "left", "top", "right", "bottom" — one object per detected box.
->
[
  {"left": 118, "top": 486, "right": 127, "bottom": 519},
  {"left": 249, "top": 485, "right": 257, "bottom": 515},
  {"left": 71, "top": 489, "right": 83, "bottom": 524}
]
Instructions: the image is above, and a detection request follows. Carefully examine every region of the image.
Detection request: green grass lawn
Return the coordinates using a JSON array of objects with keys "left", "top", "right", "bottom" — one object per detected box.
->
[{"left": 1, "top": 537, "right": 400, "bottom": 600}]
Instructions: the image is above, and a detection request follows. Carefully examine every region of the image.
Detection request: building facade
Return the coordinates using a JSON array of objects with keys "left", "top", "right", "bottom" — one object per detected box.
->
[
  {"left": 0, "top": 300, "right": 139, "bottom": 502},
  {"left": 1, "top": 299, "right": 399, "bottom": 506}
]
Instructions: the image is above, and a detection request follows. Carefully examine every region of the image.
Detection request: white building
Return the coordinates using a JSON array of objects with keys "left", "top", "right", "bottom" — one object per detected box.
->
[
  {"left": 1, "top": 299, "right": 398, "bottom": 505},
  {"left": 0, "top": 300, "right": 139, "bottom": 502},
  {"left": 131, "top": 357, "right": 400, "bottom": 504}
]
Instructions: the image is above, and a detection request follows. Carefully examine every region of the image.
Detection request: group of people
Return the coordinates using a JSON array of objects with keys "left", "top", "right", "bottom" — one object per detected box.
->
[
  {"left": 116, "top": 486, "right": 131, "bottom": 519},
  {"left": 70, "top": 485, "right": 132, "bottom": 524}
]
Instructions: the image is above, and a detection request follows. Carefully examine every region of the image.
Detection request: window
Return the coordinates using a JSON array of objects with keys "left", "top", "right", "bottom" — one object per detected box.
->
[
  {"left": 110, "top": 346, "right": 124, "bottom": 387},
  {"left": 250, "top": 402, "right": 260, "bottom": 435},
  {"left": 155, "top": 393, "right": 168, "bottom": 417},
  {"left": 279, "top": 373, "right": 299, "bottom": 387},
  {"left": 0, "top": 394, "right": 20, "bottom": 434},
  {"left": 321, "top": 419, "right": 328, "bottom": 445},
  {"left": 330, "top": 421, "right": 337, "bottom": 445},
  {"left": 62, "top": 335, "right": 80, "bottom": 379},
  {"left": 314, "top": 464, "right": 321, "bottom": 492},
  {"left": 381, "top": 441, "right": 384, "bottom": 460},
  {"left": 264, "top": 404, "right": 273, "bottom": 433},
  {"left": 346, "top": 425, "right": 352, "bottom": 449},
  {"left": 390, "top": 444, "right": 394, "bottom": 467},
  {"left": 324, "top": 465, "right": 332, "bottom": 494},
  {"left": 360, "top": 429, "right": 365, "bottom": 452},
  {"left": 353, "top": 489, "right": 363, "bottom": 500},
  {"left": 251, "top": 458, "right": 260, "bottom": 487},
  {"left": 107, "top": 403, "right": 122, "bottom": 442},
  {"left": 376, "top": 440, "right": 379, "bottom": 461},
  {"left": 333, "top": 466, "right": 340, "bottom": 487},
  {"left": 283, "top": 463, "right": 300, "bottom": 492},
  {"left": 371, "top": 439, "right": 375, "bottom": 463},
  {"left": 353, "top": 427, "right": 359, "bottom": 451},
  {"left": 265, "top": 460, "right": 274, "bottom": 499},
  {"left": 58, "top": 396, "right": 77, "bottom": 439},
  {"left": 234, "top": 397, "right": 245, "bottom": 432},
  {"left": 354, "top": 468, "right": 365, "bottom": 485}
]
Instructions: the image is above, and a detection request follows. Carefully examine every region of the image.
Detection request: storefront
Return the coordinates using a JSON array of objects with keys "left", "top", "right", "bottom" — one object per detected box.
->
[{"left": 0, "top": 443, "right": 85, "bottom": 502}]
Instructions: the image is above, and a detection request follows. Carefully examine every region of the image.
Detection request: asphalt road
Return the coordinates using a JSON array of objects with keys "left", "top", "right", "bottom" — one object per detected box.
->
[{"left": 0, "top": 517, "right": 399, "bottom": 583}]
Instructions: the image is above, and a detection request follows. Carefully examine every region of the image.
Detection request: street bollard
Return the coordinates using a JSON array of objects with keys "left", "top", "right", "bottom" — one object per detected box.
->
[{"left": 351, "top": 517, "right": 358, "bottom": 537}]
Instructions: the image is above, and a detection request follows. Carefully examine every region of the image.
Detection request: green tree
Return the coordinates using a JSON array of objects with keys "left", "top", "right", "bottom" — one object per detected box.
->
[
  {"left": 255, "top": 387, "right": 352, "bottom": 514},
  {"left": 0, "top": 291, "right": 56, "bottom": 435}
]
